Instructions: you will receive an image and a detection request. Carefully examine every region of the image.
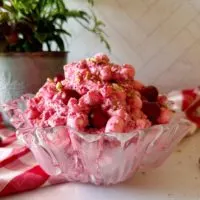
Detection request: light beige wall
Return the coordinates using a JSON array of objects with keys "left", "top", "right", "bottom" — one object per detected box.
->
[{"left": 66, "top": 0, "right": 200, "bottom": 92}]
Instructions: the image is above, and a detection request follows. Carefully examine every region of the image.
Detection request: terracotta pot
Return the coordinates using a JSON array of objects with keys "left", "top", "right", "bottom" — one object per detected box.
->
[{"left": 0, "top": 52, "right": 68, "bottom": 104}]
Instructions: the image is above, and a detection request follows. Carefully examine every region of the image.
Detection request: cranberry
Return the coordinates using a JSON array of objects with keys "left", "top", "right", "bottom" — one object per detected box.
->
[
  {"left": 62, "top": 89, "right": 80, "bottom": 104},
  {"left": 89, "top": 106, "right": 109, "bottom": 129},
  {"left": 140, "top": 86, "right": 159, "bottom": 102},
  {"left": 142, "top": 101, "right": 161, "bottom": 123},
  {"left": 66, "top": 89, "right": 80, "bottom": 99},
  {"left": 54, "top": 74, "right": 65, "bottom": 83}
]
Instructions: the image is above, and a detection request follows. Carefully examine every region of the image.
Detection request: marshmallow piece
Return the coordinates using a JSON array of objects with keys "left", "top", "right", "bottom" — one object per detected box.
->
[
  {"left": 157, "top": 107, "right": 172, "bottom": 124},
  {"left": 120, "top": 64, "right": 135, "bottom": 80},
  {"left": 67, "top": 98, "right": 80, "bottom": 113},
  {"left": 100, "top": 85, "right": 113, "bottom": 98},
  {"left": 131, "top": 108, "right": 147, "bottom": 120},
  {"left": 77, "top": 59, "right": 88, "bottom": 69},
  {"left": 109, "top": 109, "right": 130, "bottom": 121},
  {"left": 67, "top": 113, "right": 88, "bottom": 130},
  {"left": 79, "top": 90, "right": 103, "bottom": 106},
  {"left": 100, "top": 65, "right": 112, "bottom": 81},
  {"left": 135, "top": 119, "right": 147, "bottom": 129},
  {"left": 105, "top": 116, "right": 125, "bottom": 133},
  {"left": 128, "top": 95, "right": 143, "bottom": 109},
  {"left": 93, "top": 53, "right": 110, "bottom": 64},
  {"left": 133, "top": 80, "right": 144, "bottom": 91},
  {"left": 48, "top": 116, "right": 66, "bottom": 127}
]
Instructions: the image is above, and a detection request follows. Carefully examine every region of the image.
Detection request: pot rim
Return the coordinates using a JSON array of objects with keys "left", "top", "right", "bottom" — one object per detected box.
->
[{"left": 0, "top": 51, "right": 69, "bottom": 57}]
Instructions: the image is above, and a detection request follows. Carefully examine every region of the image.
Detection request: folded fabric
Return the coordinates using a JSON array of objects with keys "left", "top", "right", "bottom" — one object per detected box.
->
[
  {"left": 0, "top": 87, "right": 199, "bottom": 197},
  {"left": 0, "top": 127, "right": 68, "bottom": 197}
]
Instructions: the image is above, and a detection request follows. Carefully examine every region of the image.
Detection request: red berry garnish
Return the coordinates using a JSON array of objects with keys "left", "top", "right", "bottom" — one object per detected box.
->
[
  {"left": 62, "top": 89, "right": 80, "bottom": 104},
  {"left": 89, "top": 106, "right": 109, "bottom": 129},
  {"left": 66, "top": 89, "right": 80, "bottom": 99},
  {"left": 140, "top": 86, "right": 159, "bottom": 102},
  {"left": 142, "top": 101, "right": 161, "bottom": 123},
  {"left": 54, "top": 74, "right": 65, "bottom": 83}
]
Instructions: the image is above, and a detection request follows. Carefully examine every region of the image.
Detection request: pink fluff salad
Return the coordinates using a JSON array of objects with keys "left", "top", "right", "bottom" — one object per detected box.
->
[{"left": 25, "top": 53, "right": 172, "bottom": 133}]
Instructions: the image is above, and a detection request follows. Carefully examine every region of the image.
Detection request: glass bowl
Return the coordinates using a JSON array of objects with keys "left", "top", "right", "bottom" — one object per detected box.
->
[{"left": 1, "top": 94, "right": 193, "bottom": 185}]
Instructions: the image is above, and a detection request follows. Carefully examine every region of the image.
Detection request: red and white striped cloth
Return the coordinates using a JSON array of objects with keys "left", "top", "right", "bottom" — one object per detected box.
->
[
  {"left": 0, "top": 127, "right": 69, "bottom": 197},
  {"left": 0, "top": 88, "right": 200, "bottom": 197}
]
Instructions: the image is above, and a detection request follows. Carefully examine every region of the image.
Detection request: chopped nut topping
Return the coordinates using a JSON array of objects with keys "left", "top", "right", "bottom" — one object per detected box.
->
[
  {"left": 75, "top": 75, "right": 81, "bottom": 83},
  {"left": 56, "top": 82, "right": 63, "bottom": 92},
  {"left": 87, "top": 57, "right": 96, "bottom": 63},
  {"left": 112, "top": 83, "right": 124, "bottom": 92},
  {"left": 47, "top": 78, "right": 53, "bottom": 82},
  {"left": 85, "top": 72, "right": 91, "bottom": 80}
]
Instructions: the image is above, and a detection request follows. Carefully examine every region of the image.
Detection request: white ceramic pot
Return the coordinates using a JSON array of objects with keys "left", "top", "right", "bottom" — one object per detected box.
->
[{"left": 0, "top": 52, "right": 68, "bottom": 104}]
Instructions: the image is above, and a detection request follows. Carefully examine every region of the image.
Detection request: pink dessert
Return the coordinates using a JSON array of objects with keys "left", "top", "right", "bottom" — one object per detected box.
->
[
  {"left": 25, "top": 53, "right": 172, "bottom": 133},
  {"left": 7, "top": 53, "right": 191, "bottom": 185}
]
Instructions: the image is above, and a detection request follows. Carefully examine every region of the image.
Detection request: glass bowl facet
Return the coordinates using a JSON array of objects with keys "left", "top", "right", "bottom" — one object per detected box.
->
[{"left": 1, "top": 94, "right": 193, "bottom": 185}]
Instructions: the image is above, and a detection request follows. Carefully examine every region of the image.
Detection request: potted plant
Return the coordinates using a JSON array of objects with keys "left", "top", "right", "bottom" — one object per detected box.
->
[{"left": 0, "top": 0, "right": 110, "bottom": 104}]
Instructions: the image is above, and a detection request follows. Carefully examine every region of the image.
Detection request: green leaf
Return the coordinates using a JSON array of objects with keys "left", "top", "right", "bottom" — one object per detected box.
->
[
  {"left": 0, "top": 0, "right": 110, "bottom": 52},
  {"left": 56, "top": 0, "right": 65, "bottom": 12},
  {"left": 35, "top": 32, "right": 48, "bottom": 43},
  {"left": 35, "top": 0, "right": 46, "bottom": 14},
  {"left": 66, "top": 10, "right": 90, "bottom": 23},
  {"left": 55, "top": 29, "right": 71, "bottom": 37},
  {"left": 87, "top": 0, "right": 94, "bottom": 6},
  {"left": 52, "top": 34, "right": 65, "bottom": 51},
  {"left": 45, "top": 41, "right": 51, "bottom": 51},
  {"left": 0, "top": 12, "right": 9, "bottom": 22},
  {"left": 50, "top": 12, "right": 67, "bottom": 22},
  {"left": 22, "top": 41, "right": 33, "bottom": 51}
]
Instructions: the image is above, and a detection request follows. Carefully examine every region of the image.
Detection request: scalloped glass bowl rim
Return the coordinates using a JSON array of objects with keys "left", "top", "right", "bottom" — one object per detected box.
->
[{"left": 15, "top": 111, "right": 189, "bottom": 144}]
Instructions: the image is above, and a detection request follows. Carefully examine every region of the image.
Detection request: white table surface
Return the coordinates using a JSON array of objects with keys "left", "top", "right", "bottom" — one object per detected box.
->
[{"left": 3, "top": 131, "right": 200, "bottom": 200}]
